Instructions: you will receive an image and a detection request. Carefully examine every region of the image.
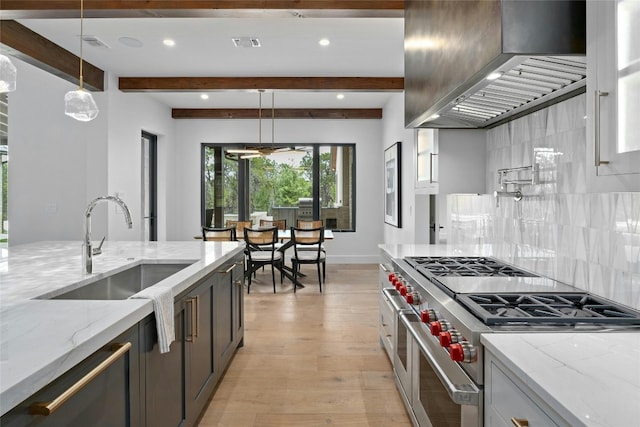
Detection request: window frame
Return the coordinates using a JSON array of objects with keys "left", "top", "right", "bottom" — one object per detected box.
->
[{"left": 200, "top": 143, "right": 356, "bottom": 232}]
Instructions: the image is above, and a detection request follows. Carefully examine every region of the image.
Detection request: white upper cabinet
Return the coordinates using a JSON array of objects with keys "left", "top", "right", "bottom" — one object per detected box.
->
[{"left": 586, "top": 0, "right": 640, "bottom": 192}]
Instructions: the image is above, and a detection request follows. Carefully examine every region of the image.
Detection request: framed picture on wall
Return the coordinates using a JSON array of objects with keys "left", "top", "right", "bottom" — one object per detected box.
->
[{"left": 384, "top": 141, "right": 402, "bottom": 228}]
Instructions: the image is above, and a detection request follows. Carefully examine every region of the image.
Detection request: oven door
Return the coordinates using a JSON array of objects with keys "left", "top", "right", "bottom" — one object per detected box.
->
[{"left": 401, "top": 312, "right": 482, "bottom": 427}]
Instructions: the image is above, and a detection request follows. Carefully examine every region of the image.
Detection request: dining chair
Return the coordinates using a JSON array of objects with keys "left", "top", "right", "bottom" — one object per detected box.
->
[
  {"left": 295, "top": 220, "right": 326, "bottom": 254},
  {"left": 244, "top": 226, "right": 283, "bottom": 293},
  {"left": 260, "top": 218, "right": 287, "bottom": 230},
  {"left": 290, "top": 226, "right": 326, "bottom": 293},
  {"left": 202, "top": 226, "right": 236, "bottom": 241},
  {"left": 225, "top": 220, "right": 252, "bottom": 241},
  {"left": 260, "top": 219, "right": 287, "bottom": 245}
]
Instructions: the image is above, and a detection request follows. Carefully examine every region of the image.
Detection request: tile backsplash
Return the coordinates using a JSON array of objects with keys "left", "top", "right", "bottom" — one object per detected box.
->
[{"left": 448, "top": 94, "right": 640, "bottom": 309}]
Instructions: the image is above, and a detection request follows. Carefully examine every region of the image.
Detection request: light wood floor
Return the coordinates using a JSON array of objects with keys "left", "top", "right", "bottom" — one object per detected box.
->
[{"left": 198, "top": 263, "right": 412, "bottom": 427}]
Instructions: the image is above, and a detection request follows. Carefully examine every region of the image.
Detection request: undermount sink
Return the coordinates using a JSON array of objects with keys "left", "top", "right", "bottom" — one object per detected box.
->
[{"left": 48, "top": 263, "right": 193, "bottom": 300}]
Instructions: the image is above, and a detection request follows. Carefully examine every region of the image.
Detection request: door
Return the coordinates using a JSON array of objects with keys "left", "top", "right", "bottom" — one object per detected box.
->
[{"left": 142, "top": 131, "right": 157, "bottom": 241}]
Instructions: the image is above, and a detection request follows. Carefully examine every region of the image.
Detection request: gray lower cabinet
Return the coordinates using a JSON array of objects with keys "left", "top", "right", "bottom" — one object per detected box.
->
[
  {"left": 141, "top": 300, "right": 186, "bottom": 427},
  {"left": 2, "top": 253, "right": 245, "bottom": 427},
  {"left": 0, "top": 325, "right": 141, "bottom": 427},
  {"left": 142, "top": 253, "right": 245, "bottom": 427}
]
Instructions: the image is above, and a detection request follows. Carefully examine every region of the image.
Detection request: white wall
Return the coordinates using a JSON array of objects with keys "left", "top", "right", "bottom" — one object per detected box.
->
[
  {"left": 170, "top": 117, "right": 385, "bottom": 263},
  {"left": 8, "top": 61, "right": 394, "bottom": 262},
  {"left": 381, "top": 93, "right": 417, "bottom": 244},
  {"left": 105, "top": 74, "right": 174, "bottom": 242},
  {"left": 8, "top": 58, "right": 109, "bottom": 246}
]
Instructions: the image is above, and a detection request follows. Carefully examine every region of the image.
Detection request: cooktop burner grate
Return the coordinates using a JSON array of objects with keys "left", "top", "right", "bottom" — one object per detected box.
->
[
  {"left": 405, "top": 256, "right": 538, "bottom": 278},
  {"left": 457, "top": 293, "right": 640, "bottom": 325}
]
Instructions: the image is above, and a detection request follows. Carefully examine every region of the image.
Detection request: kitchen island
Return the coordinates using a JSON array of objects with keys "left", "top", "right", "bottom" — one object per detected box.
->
[
  {"left": 0, "top": 240, "right": 245, "bottom": 422},
  {"left": 379, "top": 243, "right": 640, "bottom": 427}
]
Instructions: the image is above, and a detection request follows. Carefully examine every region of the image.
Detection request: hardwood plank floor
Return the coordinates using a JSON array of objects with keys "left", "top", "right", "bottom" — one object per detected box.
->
[{"left": 198, "top": 263, "right": 412, "bottom": 427}]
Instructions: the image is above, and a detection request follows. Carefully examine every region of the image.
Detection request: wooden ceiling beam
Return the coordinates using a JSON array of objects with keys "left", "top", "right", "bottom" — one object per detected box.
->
[
  {"left": 0, "top": 1, "right": 404, "bottom": 19},
  {"left": 120, "top": 77, "right": 403, "bottom": 92},
  {"left": 0, "top": 20, "right": 104, "bottom": 91},
  {"left": 172, "top": 108, "right": 383, "bottom": 119}
]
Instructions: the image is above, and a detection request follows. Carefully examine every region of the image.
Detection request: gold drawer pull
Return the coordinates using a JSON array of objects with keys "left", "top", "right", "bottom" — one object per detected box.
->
[
  {"left": 223, "top": 263, "right": 236, "bottom": 274},
  {"left": 29, "top": 342, "right": 132, "bottom": 416},
  {"left": 511, "top": 418, "right": 529, "bottom": 427}
]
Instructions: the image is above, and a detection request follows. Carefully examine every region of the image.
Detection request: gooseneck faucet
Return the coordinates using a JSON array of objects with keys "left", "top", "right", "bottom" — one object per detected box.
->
[{"left": 83, "top": 195, "right": 133, "bottom": 274}]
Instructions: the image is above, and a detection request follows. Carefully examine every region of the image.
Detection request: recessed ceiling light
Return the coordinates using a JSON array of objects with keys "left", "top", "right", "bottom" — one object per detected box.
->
[
  {"left": 200, "top": 94, "right": 209, "bottom": 100},
  {"left": 163, "top": 39, "right": 176, "bottom": 47},
  {"left": 336, "top": 93, "right": 345, "bottom": 100},
  {"left": 486, "top": 71, "right": 504, "bottom": 81},
  {"left": 429, "top": 114, "right": 440, "bottom": 120},
  {"left": 319, "top": 38, "right": 330, "bottom": 47}
]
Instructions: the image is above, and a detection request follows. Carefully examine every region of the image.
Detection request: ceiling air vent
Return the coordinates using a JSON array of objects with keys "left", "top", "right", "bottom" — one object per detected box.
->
[
  {"left": 82, "top": 35, "right": 111, "bottom": 49},
  {"left": 232, "top": 37, "right": 261, "bottom": 48}
]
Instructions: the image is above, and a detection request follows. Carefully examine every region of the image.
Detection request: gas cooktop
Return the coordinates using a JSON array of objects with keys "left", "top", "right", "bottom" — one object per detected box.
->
[{"left": 457, "top": 293, "right": 640, "bottom": 325}]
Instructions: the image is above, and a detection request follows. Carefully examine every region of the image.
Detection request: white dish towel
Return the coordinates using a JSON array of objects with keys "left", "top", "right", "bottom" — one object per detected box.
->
[{"left": 130, "top": 286, "right": 175, "bottom": 354}]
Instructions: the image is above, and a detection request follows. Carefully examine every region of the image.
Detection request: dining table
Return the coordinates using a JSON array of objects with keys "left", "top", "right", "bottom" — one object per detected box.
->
[
  {"left": 196, "top": 228, "right": 334, "bottom": 288},
  {"left": 244, "top": 228, "right": 334, "bottom": 289}
]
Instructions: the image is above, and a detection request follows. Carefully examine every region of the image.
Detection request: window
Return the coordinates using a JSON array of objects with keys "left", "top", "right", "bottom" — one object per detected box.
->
[{"left": 201, "top": 144, "right": 355, "bottom": 231}]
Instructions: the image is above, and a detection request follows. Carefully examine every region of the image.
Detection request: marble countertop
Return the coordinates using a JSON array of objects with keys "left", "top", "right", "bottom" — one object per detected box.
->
[
  {"left": 482, "top": 333, "right": 640, "bottom": 427},
  {"left": 0, "top": 240, "right": 245, "bottom": 416}
]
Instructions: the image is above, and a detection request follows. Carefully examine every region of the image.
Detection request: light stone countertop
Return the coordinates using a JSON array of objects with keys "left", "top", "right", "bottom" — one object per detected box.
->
[
  {"left": 0, "top": 240, "right": 245, "bottom": 416},
  {"left": 482, "top": 333, "right": 640, "bottom": 427}
]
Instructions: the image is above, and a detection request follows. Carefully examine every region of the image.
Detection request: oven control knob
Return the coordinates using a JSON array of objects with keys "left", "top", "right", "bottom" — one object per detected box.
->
[
  {"left": 439, "top": 330, "right": 461, "bottom": 347},
  {"left": 399, "top": 286, "right": 407, "bottom": 296},
  {"left": 429, "top": 320, "right": 450, "bottom": 336},
  {"left": 409, "top": 291, "right": 421, "bottom": 305},
  {"left": 395, "top": 279, "right": 402, "bottom": 290},
  {"left": 406, "top": 293, "right": 414, "bottom": 304},
  {"left": 388, "top": 273, "right": 396, "bottom": 282},
  {"left": 449, "top": 342, "right": 477, "bottom": 363},
  {"left": 420, "top": 309, "right": 438, "bottom": 323}
]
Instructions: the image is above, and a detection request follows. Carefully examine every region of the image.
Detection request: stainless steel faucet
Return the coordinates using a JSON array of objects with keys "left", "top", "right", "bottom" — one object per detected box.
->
[
  {"left": 83, "top": 195, "right": 133, "bottom": 274},
  {"left": 494, "top": 189, "right": 523, "bottom": 207}
]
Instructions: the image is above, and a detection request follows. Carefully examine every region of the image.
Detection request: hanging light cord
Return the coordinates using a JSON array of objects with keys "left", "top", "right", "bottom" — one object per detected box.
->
[
  {"left": 258, "top": 90, "right": 262, "bottom": 145},
  {"left": 79, "top": 0, "right": 84, "bottom": 90}
]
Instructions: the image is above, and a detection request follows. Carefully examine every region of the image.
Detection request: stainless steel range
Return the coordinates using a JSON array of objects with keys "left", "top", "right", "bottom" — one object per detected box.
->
[{"left": 379, "top": 255, "right": 640, "bottom": 427}]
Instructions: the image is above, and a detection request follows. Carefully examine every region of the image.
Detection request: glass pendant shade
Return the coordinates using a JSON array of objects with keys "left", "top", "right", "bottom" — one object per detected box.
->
[
  {"left": 64, "top": 88, "right": 99, "bottom": 121},
  {"left": 0, "top": 54, "right": 17, "bottom": 93}
]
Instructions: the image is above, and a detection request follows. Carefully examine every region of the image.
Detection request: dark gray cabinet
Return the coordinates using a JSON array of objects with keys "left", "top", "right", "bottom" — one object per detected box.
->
[
  {"left": 141, "top": 300, "right": 186, "bottom": 427},
  {"left": 141, "top": 252, "right": 245, "bottom": 427},
  {"left": 1, "top": 325, "right": 140, "bottom": 427},
  {"left": 185, "top": 274, "right": 217, "bottom": 423}
]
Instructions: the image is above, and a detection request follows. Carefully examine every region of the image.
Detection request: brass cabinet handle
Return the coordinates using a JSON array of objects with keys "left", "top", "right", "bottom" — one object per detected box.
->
[
  {"left": 594, "top": 90, "right": 610, "bottom": 166},
  {"left": 234, "top": 280, "right": 242, "bottom": 287},
  {"left": 28, "top": 342, "right": 132, "bottom": 416},
  {"left": 222, "top": 263, "right": 236, "bottom": 274},
  {"left": 186, "top": 297, "right": 197, "bottom": 342},
  {"left": 194, "top": 295, "right": 200, "bottom": 339},
  {"left": 511, "top": 418, "right": 529, "bottom": 427}
]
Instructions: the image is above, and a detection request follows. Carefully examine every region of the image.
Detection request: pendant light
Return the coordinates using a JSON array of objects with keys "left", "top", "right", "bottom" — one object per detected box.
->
[
  {"left": 64, "top": 0, "right": 99, "bottom": 121},
  {"left": 0, "top": 54, "right": 17, "bottom": 93}
]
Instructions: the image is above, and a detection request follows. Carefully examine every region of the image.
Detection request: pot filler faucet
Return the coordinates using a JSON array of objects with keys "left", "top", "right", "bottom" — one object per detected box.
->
[{"left": 83, "top": 195, "right": 133, "bottom": 274}]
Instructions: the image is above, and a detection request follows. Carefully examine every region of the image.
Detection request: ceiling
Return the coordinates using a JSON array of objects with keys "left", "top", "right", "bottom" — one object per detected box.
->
[{"left": 14, "top": 15, "right": 404, "bottom": 110}]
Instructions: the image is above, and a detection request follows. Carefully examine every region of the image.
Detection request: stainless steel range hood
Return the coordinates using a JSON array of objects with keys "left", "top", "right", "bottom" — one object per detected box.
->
[{"left": 405, "top": 0, "right": 586, "bottom": 129}]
